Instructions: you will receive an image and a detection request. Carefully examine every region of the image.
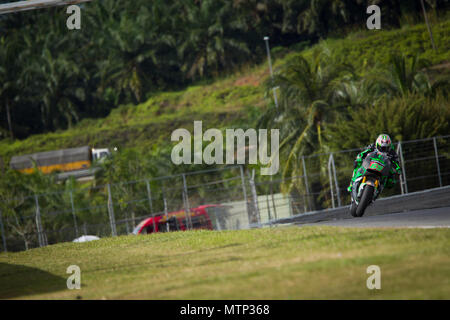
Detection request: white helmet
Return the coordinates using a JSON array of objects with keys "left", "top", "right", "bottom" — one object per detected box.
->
[{"left": 375, "top": 134, "right": 392, "bottom": 153}]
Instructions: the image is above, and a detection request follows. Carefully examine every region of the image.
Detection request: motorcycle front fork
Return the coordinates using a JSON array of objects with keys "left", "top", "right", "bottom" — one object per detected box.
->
[{"left": 351, "top": 179, "right": 381, "bottom": 205}]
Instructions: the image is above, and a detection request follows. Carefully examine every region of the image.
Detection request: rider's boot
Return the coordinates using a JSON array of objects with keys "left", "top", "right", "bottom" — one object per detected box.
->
[
  {"left": 347, "top": 167, "right": 359, "bottom": 193},
  {"left": 347, "top": 171, "right": 356, "bottom": 193}
]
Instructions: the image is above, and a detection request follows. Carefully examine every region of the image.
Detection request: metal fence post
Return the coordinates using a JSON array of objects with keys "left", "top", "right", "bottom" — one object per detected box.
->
[
  {"left": 34, "top": 194, "right": 46, "bottom": 247},
  {"left": 396, "top": 143, "right": 404, "bottom": 194},
  {"left": 397, "top": 142, "right": 408, "bottom": 194},
  {"left": 270, "top": 182, "right": 278, "bottom": 221},
  {"left": 267, "top": 175, "right": 273, "bottom": 224},
  {"left": 145, "top": 179, "right": 156, "bottom": 232},
  {"left": 327, "top": 154, "right": 336, "bottom": 208},
  {"left": 433, "top": 137, "right": 443, "bottom": 187},
  {"left": 330, "top": 154, "right": 341, "bottom": 207},
  {"left": 302, "top": 156, "right": 312, "bottom": 211},
  {"left": 124, "top": 211, "right": 130, "bottom": 235},
  {"left": 0, "top": 209, "right": 7, "bottom": 252},
  {"left": 162, "top": 185, "right": 169, "bottom": 232},
  {"left": 69, "top": 191, "right": 79, "bottom": 238},
  {"left": 106, "top": 184, "right": 117, "bottom": 236},
  {"left": 266, "top": 193, "right": 272, "bottom": 224},
  {"left": 239, "top": 165, "right": 250, "bottom": 223},
  {"left": 248, "top": 169, "right": 261, "bottom": 226},
  {"left": 182, "top": 174, "right": 193, "bottom": 230}
]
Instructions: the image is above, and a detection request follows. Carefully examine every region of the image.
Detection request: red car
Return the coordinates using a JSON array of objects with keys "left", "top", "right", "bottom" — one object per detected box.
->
[{"left": 132, "top": 204, "right": 223, "bottom": 234}]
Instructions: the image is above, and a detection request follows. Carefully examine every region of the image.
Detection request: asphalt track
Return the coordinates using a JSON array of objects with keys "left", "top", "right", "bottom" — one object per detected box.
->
[{"left": 298, "top": 206, "right": 450, "bottom": 228}]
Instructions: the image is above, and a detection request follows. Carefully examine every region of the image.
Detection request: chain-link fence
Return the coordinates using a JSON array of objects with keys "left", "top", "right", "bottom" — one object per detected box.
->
[
  {"left": 251, "top": 135, "right": 450, "bottom": 223},
  {"left": 0, "top": 135, "right": 449, "bottom": 252}
]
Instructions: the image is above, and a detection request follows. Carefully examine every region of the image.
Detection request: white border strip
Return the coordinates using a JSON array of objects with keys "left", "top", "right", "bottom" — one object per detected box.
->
[{"left": 0, "top": 0, "right": 92, "bottom": 14}]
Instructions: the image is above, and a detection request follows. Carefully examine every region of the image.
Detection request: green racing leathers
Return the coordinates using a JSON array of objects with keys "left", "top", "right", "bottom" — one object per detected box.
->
[{"left": 347, "top": 143, "right": 402, "bottom": 193}]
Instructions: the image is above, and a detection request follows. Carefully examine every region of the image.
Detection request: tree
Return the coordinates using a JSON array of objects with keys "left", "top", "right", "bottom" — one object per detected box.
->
[
  {"left": 257, "top": 50, "right": 353, "bottom": 190},
  {"left": 297, "top": 0, "right": 362, "bottom": 39},
  {"left": 326, "top": 92, "right": 450, "bottom": 150},
  {"left": 176, "top": 0, "right": 250, "bottom": 79},
  {"left": 27, "top": 47, "right": 86, "bottom": 130},
  {"left": 376, "top": 54, "right": 448, "bottom": 97},
  {"left": 0, "top": 34, "right": 23, "bottom": 139}
]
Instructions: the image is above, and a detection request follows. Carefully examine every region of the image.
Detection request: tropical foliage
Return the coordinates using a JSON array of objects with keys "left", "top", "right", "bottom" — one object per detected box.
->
[
  {"left": 326, "top": 92, "right": 450, "bottom": 149},
  {"left": 1, "top": 0, "right": 448, "bottom": 138},
  {"left": 0, "top": 2, "right": 449, "bottom": 246},
  {"left": 258, "top": 50, "right": 450, "bottom": 191}
]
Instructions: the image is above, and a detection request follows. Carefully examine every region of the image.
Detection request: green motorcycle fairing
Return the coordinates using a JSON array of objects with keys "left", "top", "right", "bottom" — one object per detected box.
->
[{"left": 351, "top": 152, "right": 396, "bottom": 203}]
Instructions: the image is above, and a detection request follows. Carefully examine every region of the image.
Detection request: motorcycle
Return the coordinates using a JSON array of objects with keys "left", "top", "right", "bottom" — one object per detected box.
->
[{"left": 349, "top": 150, "right": 394, "bottom": 217}]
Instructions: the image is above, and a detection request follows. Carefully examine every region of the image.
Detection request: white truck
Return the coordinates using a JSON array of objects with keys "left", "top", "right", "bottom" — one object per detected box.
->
[{"left": 10, "top": 146, "right": 111, "bottom": 181}]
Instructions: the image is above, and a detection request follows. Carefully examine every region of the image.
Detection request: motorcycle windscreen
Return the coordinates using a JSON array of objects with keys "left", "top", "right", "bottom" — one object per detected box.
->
[{"left": 362, "top": 152, "right": 392, "bottom": 176}]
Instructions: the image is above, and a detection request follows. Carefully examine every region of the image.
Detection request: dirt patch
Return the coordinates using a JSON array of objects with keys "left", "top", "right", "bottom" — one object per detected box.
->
[
  {"left": 423, "top": 61, "right": 450, "bottom": 81},
  {"left": 426, "top": 61, "right": 450, "bottom": 71},
  {"left": 234, "top": 72, "right": 267, "bottom": 87}
]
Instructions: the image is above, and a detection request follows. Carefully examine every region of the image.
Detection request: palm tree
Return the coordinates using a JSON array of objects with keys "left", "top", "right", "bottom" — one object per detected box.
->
[
  {"left": 331, "top": 76, "right": 385, "bottom": 111},
  {"left": 326, "top": 92, "right": 450, "bottom": 150},
  {"left": 88, "top": 0, "right": 179, "bottom": 103},
  {"left": 257, "top": 50, "right": 353, "bottom": 192},
  {"left": 0, "top": 34, "right": 23, "bottom": 139},
  {"left": 15, "top": 8, "right": 90, "bottom": 132},
  {"left": 377, "top": 54, "right": 448, "bottom": 97},
  {"left": 26, "top": 46, "right": 85, "bottom": 130},
  {"left": 297, "top": 0, "right": 357, "bottom": 38},
  {"left": 176, "top": 0, "right": 250, "bottom": 79}
]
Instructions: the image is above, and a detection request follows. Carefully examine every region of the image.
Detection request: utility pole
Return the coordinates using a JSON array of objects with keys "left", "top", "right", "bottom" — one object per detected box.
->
[
  {"left": 420, "top": 0, "right": 437, "bottom": 51},
  {"left": 264, "top": 36, "right": 279, "bottom": 108},
  {"left": 6, "top": 100, "right": 14, "bottom": 139}
]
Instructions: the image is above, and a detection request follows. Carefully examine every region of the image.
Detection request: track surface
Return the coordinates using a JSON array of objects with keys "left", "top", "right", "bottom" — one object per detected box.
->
[{"left": 298, "top": 206, "right": 450, "bottom": 228}]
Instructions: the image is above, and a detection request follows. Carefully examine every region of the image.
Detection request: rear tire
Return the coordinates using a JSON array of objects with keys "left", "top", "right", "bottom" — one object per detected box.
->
[
  {"left": 356, "top": 185, "right": 374, "bottom": 217},
  {"left": 350, "top": 202, "right": 357, "bottom": 217}
]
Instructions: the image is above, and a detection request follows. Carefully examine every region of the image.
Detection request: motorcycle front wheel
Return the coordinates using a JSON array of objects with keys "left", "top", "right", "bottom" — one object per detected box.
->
[
  {"left": 356, "top": 185, "right": 374, "bottom": 217},
  {"left": 350, "top": 201, "right": 357, "bottom": 217}
]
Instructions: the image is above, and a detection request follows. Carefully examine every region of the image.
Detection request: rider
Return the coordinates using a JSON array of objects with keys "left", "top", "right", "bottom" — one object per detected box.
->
[{"left": 347, "top": 134, "right": 402, "bottom": 193}]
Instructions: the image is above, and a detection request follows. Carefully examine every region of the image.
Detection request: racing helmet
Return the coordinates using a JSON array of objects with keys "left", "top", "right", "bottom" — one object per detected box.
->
[{"left": 375, "top": 134, "right": 392, "bottom": 153}]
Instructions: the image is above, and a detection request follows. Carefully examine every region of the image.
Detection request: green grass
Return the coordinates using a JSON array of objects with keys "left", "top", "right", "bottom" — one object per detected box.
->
[
  {"left": 295, "top": 19, "right": 450, "bottom": 74},
  {"left": 1, "top": 19, "right": 449, "bottom": 161},
  {"left": 1, "top": 226, "right": 449, "bottom": 299}
]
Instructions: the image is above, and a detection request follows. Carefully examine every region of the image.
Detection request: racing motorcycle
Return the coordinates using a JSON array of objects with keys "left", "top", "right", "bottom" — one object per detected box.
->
[{"left": 349, "top": 151, "right": 394, "bottom": 217}]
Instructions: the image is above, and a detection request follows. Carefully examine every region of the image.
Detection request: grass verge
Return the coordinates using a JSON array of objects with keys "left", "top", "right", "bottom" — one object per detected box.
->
[{"left": 0, "top": 226, "right": 449, "bottom": 299}]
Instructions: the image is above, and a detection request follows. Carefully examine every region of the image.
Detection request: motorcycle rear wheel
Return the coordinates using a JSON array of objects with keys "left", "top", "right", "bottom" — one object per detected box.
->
[{"left": 356, "top": 185, "right": 374, "bottom": 217}]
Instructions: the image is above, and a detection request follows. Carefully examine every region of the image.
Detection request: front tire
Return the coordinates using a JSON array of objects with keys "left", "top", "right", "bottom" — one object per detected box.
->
[
  {"left": 356, "top": 185, "right": 374, "bottom": 217},
  {"left": 350, "top": 201, "right": 357, "bottom": 217}
]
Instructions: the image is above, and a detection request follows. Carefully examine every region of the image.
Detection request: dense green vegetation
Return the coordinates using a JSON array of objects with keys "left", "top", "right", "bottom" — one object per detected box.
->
[
  {"left": 1, "top": 226, "right": 449, "bottom": 299},
  {"left": 0, "top": 2, "right": 449, "bottom": 243},
  {"left": 327, "top": 93, "right": 450, "bottom": 150},
  {"left": 1, "top": 17, "right": 449, "bottom": 162},
  {"left": 260, "top": 33, "right": 450, "bottom": 189},
  {"left": 1, "top": 0, "right": 448, "bottom": 139}
]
